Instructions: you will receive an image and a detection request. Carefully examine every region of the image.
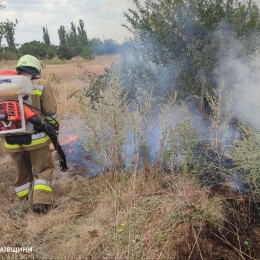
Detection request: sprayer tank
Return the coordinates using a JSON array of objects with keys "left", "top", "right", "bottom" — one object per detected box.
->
[{"left": 0, "top": 75, "right": 33, "bottom": 98}]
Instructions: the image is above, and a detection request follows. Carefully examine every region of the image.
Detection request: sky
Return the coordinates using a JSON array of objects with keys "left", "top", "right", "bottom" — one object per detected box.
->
[
  {"left": 1, "top": 0, "right": 260, "bottom": 46},
  {"left": 0, "top": 0, "right": 136, "bottom": 45}
]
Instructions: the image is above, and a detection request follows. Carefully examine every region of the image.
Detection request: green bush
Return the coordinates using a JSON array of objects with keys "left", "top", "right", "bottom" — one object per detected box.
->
[
  {"left": 57, "top": 45, "right": 73, "bottom": 60},
  {"left": 228, "top": 122, "right": 260, "bottom": 198},
  {"left": 19, "top": 40, "right": 47, "bottom": 59},
  {"left": 123, "top": 0, "right": 260, "bottom": 100},
  {"left": 46, "top": 45, "right": 57, "bottom": 59},
  {"left": 82, "top": 45, "right": 93, "bottom": 60},
  {"left": 0, "top": 50, "right": 18, "bottom": 60}
]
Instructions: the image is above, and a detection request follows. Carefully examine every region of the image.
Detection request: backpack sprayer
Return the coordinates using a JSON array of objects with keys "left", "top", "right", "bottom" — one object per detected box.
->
[{"left": 0, "top": 71, "right": 68, "bottom": 171}]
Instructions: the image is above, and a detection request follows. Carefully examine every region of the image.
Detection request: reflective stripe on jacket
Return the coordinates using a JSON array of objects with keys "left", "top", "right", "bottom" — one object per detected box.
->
[{"left": 4, "top": 80, "right": 58, "bottom": 152}]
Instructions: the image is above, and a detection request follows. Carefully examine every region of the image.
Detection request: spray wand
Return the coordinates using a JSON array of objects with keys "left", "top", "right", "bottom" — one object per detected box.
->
[{"left": 23, "top": 103, "right": 69, "bottom": 172}]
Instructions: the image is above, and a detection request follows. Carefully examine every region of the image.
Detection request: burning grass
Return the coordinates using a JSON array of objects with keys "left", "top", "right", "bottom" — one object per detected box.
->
[{"left": 0, "top": 56, "right": 259, "bottom": 259}]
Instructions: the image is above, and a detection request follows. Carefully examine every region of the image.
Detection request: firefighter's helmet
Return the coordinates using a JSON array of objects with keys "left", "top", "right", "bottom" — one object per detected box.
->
[{"left": 16, "top": 55, "right": 42, "bottom": 78}]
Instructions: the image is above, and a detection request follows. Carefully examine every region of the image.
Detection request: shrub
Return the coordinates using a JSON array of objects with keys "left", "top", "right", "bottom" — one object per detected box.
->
[
  {"left": 228, "top": 122, "right": 260, "bottom": 198},
  {"left": 123, "top": 0, "right": 260, "bottom": 100}
]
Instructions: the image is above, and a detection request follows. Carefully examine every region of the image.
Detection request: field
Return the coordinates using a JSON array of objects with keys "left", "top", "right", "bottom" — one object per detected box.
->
[{"left": 0, "top": 56, "right": 259, "bottom": 259}]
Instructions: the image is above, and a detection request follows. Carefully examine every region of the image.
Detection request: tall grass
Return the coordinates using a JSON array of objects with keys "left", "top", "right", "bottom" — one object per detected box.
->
[
  {"left": 206, "top": 87, "right": 234, "bottom": 160},
  {"left": 80, "top": 70, "right": 130, "bottom": 172},
  {"left": 228, "top": 122, "right": 260, "bottom": 197},
  {"left": 0, "top": 57, "right": 259, "bottom": 259},
  {"left": 78, "top": 64, "right": 260, "bottom": 259},
  {"left": 161, "top": 99, "right": 199, "bottom": 175}
]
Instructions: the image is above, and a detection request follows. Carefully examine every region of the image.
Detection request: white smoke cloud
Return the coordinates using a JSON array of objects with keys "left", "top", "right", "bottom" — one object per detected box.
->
[{"left": 216, "top": 32, "right": 260, "bottom": 130}]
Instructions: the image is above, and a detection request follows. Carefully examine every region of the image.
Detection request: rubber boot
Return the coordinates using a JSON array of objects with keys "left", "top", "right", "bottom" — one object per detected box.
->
[{"left": 32, "top": 203, "right": 50, "bottom": 214}]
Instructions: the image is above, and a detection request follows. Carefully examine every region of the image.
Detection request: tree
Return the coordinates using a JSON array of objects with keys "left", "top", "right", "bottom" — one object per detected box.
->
[
  {"left": 67, "top": 22, "right": 80, "bottom": 56},
  {"left": 103, "top": 39, "right": 120, "bottom": 54},
  {"left": 5, "top": 20, "right": 17, "bottom": 48},
  {"left": 0, "top": 23, "right": 4, "bottom": 47},
  {"left": 70, "top": 22, "right": 77, "bottom": 37},
  {"left": 123, "top": 0, "right": 260, "bottom": 99},
  {"left": 42, "top": 25, "right": 51, "bottom": 46},
  {"left": 0, "top": 19, "right": 18, "bottom": 49},
  {"left": 76, "top": 19, "right": 92, "bottom": 59},
  {"left": 77, "top": 19, "right": 88, "bottom": 45},
  {"left": 42, "top": 26, "right": 57, "bottom": 59},
  {"left": 0, "top": 1, "right": 18, "bottom": 59},
  {"left": 77, "top": 19, "right": 87, "bottom": 37},
  {"left": 57, "top": 25, "right": 72, "bottom": 59},
  {"left": 58, "top": 25, "right": 67, "bottom": 46},
  {"left": 46, "top": 45, "right": 57, "bottom": 59},
  {"left": 90, "top": 38, "right": 120, "bottom": 55},
  {"left": 90, "top": 38, "right": 104, "bottom": 55},
  {"left": 57, "top": 45, "right": 73, "bottom": 60},
  {"left": 57, "top": 20, "right": 93, "bottom": 60},
  {"left": 19, "top": 40, "right": 46, "bottom": 59},
  {"left": 0, "top": 1, "right": 3, "bottom": 47}
]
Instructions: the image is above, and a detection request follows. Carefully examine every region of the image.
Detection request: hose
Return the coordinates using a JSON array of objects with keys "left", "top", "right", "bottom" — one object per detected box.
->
[{"left": 28, "top": 115, "right": 69, "bottom": 171}]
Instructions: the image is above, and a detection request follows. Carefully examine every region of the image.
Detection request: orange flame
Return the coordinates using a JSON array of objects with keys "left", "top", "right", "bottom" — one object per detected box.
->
[{"left": 60, "top": 133, "right": 78, "bottom": 146}]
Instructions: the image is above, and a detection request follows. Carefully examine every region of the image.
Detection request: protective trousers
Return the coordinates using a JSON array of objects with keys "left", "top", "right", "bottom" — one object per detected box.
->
[{"left": 10, "top": 146, "right": 54, "bottom": 205}]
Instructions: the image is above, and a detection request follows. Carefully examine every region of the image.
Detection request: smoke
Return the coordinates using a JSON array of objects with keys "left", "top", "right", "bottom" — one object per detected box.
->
[
  {"left": 114, "top": 26, "right": 260, "bottom": 179},
  {"left": 120, "top": 38, "right": 179, "bottom": 104},
  {"left": 215, "top": 30, "right": 260, "bottom": 130},
  {"left": 58, "top": 115, "right": 103, "bottom": 176},
  {"left": 73, "top": 3, "right": 260, "bottom": 182}
]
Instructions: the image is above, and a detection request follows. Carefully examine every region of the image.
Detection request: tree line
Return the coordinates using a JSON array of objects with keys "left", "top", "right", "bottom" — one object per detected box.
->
[
  {"left": 1, "top": 0, "right": 259, "bottom": 101},
  {"left": 0, "top": 17, "right": 126, "bottom": 60}
]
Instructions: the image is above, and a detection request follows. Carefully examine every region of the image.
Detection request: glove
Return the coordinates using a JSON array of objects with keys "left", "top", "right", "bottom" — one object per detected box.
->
[
  {"left": 36, "top": 122, "right": 57, "bottom": 138},
  {"left": 44, "top": 122, "right": 57, "bottom": 138}
]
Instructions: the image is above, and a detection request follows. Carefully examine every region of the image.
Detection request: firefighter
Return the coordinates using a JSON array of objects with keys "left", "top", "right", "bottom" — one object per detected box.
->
[{"left": 5, "top": 55, "right": 58, "bottom": 214}]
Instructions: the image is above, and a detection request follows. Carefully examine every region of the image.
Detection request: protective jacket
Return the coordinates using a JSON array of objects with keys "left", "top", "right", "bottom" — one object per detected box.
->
[{"left": 4, "top": 79, "right": 58, "bottom": 152}]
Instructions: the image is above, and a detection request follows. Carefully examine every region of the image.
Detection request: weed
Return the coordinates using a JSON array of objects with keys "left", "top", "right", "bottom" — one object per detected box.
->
[{"left": 228, "top": 122, "right": 260, "bottom": 198}]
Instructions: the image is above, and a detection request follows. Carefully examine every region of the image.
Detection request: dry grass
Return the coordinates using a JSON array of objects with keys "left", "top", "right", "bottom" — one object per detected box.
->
[
  {"left": 101, "top": 174, "right": 226, "bottom": 260},
  {"left": 0, "top": 55, "right": 116, "bottom": 117},
  {"left": 0, "top": 56, "right": 259, "bottom": 259},
  {"left": 0, "top": 156, "right": 106, "bottom": 259},
  {"left": 0, "top": 55, "right": 119, "bottom": 259},
  {"left": 0, "top": 152, "right": 227, "bottom": 259},
  {"left": 44, "top": 55, "right": 117, "bottom": 117}
]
